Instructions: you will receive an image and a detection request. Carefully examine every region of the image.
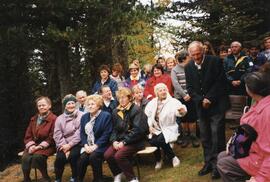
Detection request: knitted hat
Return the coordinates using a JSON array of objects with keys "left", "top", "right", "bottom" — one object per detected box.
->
[{"left": 62, "top": 94, "right": 77, "bottom": 107}]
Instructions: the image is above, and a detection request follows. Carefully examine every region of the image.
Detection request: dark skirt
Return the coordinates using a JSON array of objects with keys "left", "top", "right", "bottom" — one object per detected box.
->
[
  {"left": 179, "top": 98, "right": 198, "bottom": 123},
  {"left": 21, "top": 152, "right": 47, "bottom": 170}
]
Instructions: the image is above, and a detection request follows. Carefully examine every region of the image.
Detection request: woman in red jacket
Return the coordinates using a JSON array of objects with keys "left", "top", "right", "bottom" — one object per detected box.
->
[
  {"left": 144, "top": 64, "right": 174, "bottom": 100},
  {"left": 22, "top": 96, "right": 57, "bottom": 182}
]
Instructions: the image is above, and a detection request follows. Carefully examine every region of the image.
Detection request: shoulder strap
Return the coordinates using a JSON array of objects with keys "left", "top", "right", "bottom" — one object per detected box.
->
[{"left": 235, "top": 56, "right": 247, "bottom": 67}]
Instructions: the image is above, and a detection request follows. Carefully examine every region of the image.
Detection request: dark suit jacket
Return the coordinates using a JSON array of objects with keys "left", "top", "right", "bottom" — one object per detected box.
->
[{"left": 185, "top": 55, "right": 230, "bottom": 118}]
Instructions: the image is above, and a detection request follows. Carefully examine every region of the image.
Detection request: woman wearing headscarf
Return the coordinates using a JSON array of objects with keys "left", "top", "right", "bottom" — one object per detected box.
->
[{"left": 53, "top": 94, "right": 84, "bottom": 182}]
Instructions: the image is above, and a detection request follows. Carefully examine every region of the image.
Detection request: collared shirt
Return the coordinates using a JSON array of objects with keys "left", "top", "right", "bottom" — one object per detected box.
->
[
  {"left": 104, "top": 97, "right": 115, "bottom": 107},
  {"left": 130, "top": 74, "right": 140, "bottom": 81},
  {"left": 194, "top": 55, "right": 205, "bottom": 70}
]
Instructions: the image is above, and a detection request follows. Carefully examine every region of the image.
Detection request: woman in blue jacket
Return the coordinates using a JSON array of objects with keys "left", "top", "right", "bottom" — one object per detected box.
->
[
  {"left": 77, "top": 95, "right": 113, "bottom": 182},
  {"left": 91, "top": 64, "right": 118, "bottom": 98}
]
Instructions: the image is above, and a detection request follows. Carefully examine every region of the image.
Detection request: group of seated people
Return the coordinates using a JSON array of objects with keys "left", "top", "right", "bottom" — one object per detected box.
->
[
  {"left": 22, "top": 83, "right": 187, "bottom": 182},
  {"left": 21, "top": 38, "right": 270, "bottom": 182}
]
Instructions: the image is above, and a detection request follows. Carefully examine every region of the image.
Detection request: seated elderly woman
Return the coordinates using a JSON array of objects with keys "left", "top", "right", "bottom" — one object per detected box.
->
[
  {"left": 104, "top": 87, "right": 148, "bottom": 182},
  {"left": 22, "top": 96, "right": 57, "bottom": 182},
  {"left": 77, "top": 95, "right": 113, "bottom": 182},
  {"left": 145, "top": 83, "right": 187, "bottom": 170},
  {"left": 53, "top": 94, "right": 84, "bottom": 182},
  {"left": 217, "top": 63, "right": 270, "bottom": 182}
]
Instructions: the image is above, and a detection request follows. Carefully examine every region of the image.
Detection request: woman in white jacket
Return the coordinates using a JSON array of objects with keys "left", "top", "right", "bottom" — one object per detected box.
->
[{"left": 145, "top": 83, "right": 187, "bottom": 170}]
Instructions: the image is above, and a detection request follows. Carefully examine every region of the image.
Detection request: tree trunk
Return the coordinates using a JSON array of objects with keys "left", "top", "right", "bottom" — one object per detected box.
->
[
  {"left": 55, "top": 40, "right": 72, "bottom": 99},
  {"left": 111, "top": 37, "right": 129, "bottom": 70}
]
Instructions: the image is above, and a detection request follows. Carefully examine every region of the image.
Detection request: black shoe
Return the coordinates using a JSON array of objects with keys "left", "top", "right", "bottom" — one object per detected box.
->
[
  {"left": 211, "top": 168, "right": 221, "bottom": 179},
  {"left": 176, "top": 134, "right": 184, "bottom": 145},
  {"left": 180, "top": 133, "right": 190, "bottom": 148},
  {"left": 23, "top": 179, "right": 31, "bottom": 182},
  {"left": 198, "top": 163, "right": 212, "bottom": 176},
  {"left": 190, "top": 134, "right": 200, "bottom": 148}
]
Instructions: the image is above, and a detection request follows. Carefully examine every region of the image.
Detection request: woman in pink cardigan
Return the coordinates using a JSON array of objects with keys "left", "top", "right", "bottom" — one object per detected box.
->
[{"left": 217, "top": 63, "right": 270, "bottom": 182}]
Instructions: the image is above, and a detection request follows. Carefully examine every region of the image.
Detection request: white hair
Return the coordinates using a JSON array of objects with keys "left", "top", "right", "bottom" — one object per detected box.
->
[
  {"left": 231, "top": 41, "right": 242, "bottom": 48},
  {"left": 188, "top": 41, "right": 204, "bottom": 54},
  {"left": 154, "top": 83, "right": 169, "bottom": 97},
  {"left": 76, "top": 90, "right": 87, "bottom": 97}
]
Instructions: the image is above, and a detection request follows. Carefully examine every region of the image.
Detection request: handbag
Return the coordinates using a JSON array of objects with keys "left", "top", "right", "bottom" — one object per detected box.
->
[{"left": 226, "top": 124, "right": 258, "bottom": 159}]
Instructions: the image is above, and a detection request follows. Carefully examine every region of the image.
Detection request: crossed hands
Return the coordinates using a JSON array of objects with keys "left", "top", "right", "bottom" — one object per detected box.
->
[
  {"left": 59, "top": 144, "right": 72, "bottom": 158},
  {"left": 113, "top": 141, "right": 124, "bottom": 150},
  {"left": 232, "top": 80, "right": 241, "bottom": 87},
  {"left": 28, "top": 145, "right": 43, "bottom": 154},
  {"left": 84, "top": 144, "right": 98, "bottom": 154}
]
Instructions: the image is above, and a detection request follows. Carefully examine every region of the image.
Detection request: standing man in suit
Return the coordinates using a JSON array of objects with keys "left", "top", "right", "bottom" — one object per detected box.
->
[{"left": 185, "top": 41, "right": 230, "bottom": 179}]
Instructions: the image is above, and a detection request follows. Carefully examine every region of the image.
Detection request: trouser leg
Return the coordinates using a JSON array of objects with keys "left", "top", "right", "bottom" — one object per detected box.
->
[
  {"left": 104, "top": 146, "right": 122, "bottom": 176},
  {"left": 149, "top": 133, "right": 175, "bottom": 160},
  {"left": 217, "top": 151, "right": 250, "bottom": 182},
  {"left": 88, "top": 152, "right": 103, "bottom": 180},
  {"left": 113, "top": 144, "right": 140, "bottom": 181},
  {"left": 54, "top": 151, "right": 67, "bottom": 180},
  {"left": 68, "top": 145, "right": 81, "bottom": 179}
]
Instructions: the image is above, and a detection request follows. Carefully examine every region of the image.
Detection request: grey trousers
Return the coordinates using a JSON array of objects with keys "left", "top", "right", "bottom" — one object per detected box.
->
[
  {"left": 217, "top": 151, "right": 250, "bottom": 182},
  {"left": 199, "top": 113, "right": 226, "bottom": 168}
]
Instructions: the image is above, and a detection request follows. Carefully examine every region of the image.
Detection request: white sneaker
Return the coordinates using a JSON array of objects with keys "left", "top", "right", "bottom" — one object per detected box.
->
[
  {"left": 129, "top": 177, "right": 139, "bottom": 182},
  {"left": 172, "top": 156, "right": 180, "bottom": 167},
  {"left": 114, "top": 172, "right": 123, "bottom": 182},
  {"left": 155, "top": 160, "right": 163, "bottom": 170}
]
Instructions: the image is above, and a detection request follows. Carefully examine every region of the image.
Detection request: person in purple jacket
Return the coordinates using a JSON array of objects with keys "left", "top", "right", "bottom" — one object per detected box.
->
[
  {"left": 77, "top": 95, "right": 113, "bottom": 182},
  {"left": 53, "top": 94, "right": 84, "bottom": 182}
]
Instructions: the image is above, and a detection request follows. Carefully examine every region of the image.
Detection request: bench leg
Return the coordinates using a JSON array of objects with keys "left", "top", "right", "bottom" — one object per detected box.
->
[
  {"left": 134, "top": 156, "right": 140, "bottom": 180},
  {"left": 34, "top": 168, "right": 38, "bottom": 182}
]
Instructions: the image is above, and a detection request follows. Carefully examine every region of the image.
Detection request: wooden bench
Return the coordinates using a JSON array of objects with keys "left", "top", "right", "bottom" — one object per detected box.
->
[
  {"left": 18, "top": 147, "right": 158, "bottom": 181},
  {"left": 134, "top": 146, "right": 158, "bottom": 180},
  {"left": 225, "top": 95, "right": 248, "bottom": 121}
]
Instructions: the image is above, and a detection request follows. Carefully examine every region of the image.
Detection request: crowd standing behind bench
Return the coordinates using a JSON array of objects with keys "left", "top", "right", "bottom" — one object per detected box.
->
[{"left": 21, "top": 37, "right": 270, "bottom": 182}]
